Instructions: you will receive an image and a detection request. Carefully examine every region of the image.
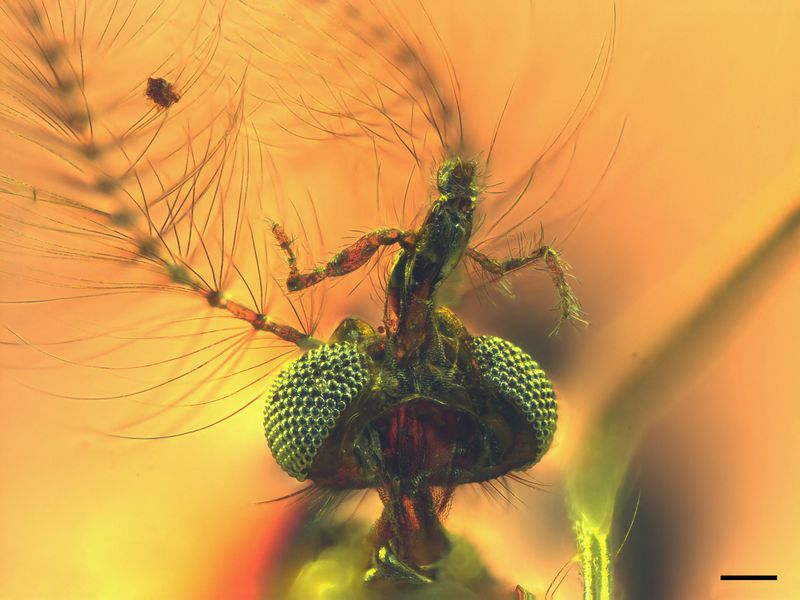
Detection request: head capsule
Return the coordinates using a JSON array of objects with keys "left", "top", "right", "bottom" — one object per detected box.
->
[{"left": 263, "top": 314, "right": 557, "bottom": 487}]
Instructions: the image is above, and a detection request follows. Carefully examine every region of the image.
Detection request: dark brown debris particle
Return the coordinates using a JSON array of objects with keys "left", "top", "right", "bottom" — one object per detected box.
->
[{"left": 146, "top": 77, "right": 180, "bottom": 108}]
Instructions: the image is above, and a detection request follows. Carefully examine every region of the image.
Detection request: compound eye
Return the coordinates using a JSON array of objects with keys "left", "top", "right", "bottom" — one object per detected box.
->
[
  {"left": 469, "top": 335, "right": 558, "bottom": 467},
  {"left": 263, "top": 342, "right": 371, "bottom": 480}
]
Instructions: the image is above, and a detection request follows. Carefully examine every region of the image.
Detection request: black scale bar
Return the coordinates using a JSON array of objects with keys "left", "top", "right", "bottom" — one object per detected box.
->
[{"left": 720, "top": 575, "right": 777, "bottom": 581}]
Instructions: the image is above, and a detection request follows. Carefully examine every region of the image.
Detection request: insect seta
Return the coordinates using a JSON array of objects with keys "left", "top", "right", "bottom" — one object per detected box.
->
[{"left": 0, "top": 0, "right": 618, "bottom": 597}]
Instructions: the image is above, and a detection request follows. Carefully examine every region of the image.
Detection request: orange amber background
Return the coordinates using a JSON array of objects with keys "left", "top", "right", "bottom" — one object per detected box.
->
[{"left": 1, "top": 2, "right": 799, "bottom": 599}]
